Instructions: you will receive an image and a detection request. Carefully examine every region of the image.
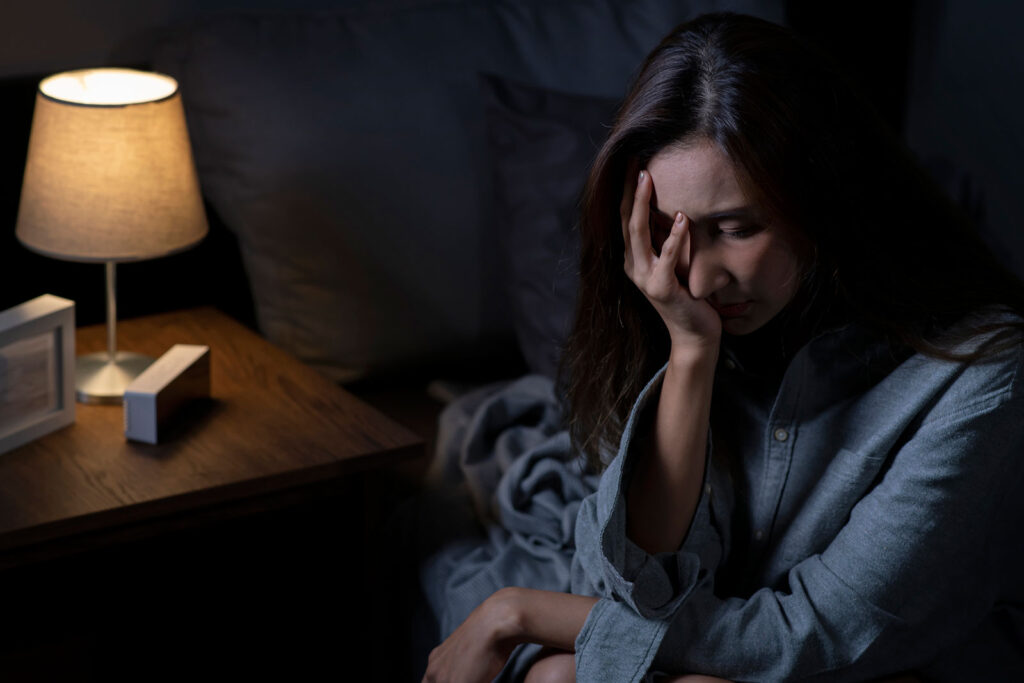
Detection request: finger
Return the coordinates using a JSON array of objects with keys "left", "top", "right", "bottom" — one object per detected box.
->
[
  {"left": 625, "top": 169, "right": 655, "bottom": 276},
  {"left": 651, "top": 212, "right": 688, "bottom": 293},
  {"left": 667, "top": 212, "right": 693, "bottom": 288},
  {"left": 621, "top": 167, "right": 643, "bottom": 276},
  {"left": 677, "top": 211, "right": 692, "bottom": 278},
  {"left": 620, "top": 168, "right": 638, "bottom": 263},
  {"left": 656, "top": 212, "right": 686, "bottom": 268}
]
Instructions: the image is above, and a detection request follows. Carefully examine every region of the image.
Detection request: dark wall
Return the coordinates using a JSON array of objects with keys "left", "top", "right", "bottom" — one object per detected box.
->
[
  {"left": 788, "top": 1, "right": 1024, "bottom": 279},
  {"left": 0, "top": 0, "right": 373, "bottom": 78},
  {"left": 903, "top": 1, "right": 1024, "bottom": 277},
  {"left": 2, "top": 1, "right": 1022, "bottom": 327},
  {"left": 786, "top": 0, "right": 915, "bottom": 137}
]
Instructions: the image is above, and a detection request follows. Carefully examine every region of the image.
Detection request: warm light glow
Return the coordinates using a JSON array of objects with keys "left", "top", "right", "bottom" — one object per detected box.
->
[
  {"left": 39, "top": 68, "right": 177, "bottom": 106},
  {"left": 17, "top": 67, "right": 207, "bottom": 263}
]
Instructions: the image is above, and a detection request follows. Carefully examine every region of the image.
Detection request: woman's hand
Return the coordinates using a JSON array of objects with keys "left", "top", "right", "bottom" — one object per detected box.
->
[
  {"left": 622, "top": 169, "right": 722, "bottom": 354},
  {"left": 423, "top": 588, "right": 598, "bottom": 683},
  {"left": 422, "top": 588, "right": 523, "bottom": 683}
]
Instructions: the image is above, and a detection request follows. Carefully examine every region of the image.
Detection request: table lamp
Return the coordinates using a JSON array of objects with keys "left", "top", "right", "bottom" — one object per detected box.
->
[{"left": 15, "top": 67, "right": 208, "bottom": 405}]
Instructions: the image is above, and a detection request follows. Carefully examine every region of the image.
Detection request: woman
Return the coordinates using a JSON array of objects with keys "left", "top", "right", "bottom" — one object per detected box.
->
[{"left": 424, "top": 12, "right": 1024, "bottom": 682}]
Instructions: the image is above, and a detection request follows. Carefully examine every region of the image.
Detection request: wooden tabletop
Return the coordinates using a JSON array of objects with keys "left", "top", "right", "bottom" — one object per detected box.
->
[{"left": 0, "top": 307, "right": 423, "bottom": 567}]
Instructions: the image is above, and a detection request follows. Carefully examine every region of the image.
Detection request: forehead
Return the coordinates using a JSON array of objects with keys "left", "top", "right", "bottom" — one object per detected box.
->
[{"left": 646, "top": 140, "right": 749, "bottom": 219}]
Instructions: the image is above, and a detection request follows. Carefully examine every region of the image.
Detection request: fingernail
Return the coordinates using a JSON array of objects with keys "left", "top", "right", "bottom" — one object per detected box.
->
[
  {"left": 638, "top": 170, "right": 645, "bottom": 183},
  {"left": 675, "top": 211, "right": 684, "bottom": 224}
]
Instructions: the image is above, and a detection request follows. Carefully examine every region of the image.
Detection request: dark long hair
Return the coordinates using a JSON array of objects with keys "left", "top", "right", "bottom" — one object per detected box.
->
[{"left": 564, "top": 13, "right": 1024, "bottom": 469}]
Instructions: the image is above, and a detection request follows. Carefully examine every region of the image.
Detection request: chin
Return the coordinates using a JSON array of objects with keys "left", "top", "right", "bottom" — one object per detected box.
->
[
  {"left": 721, "top": 310, "right": 779, "bottom": 336},
  {"left": 721, "top": 317, "right": 762, "bottom": 336}
]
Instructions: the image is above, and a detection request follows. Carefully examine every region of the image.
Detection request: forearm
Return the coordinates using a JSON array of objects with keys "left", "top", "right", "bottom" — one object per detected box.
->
[
  {"left": 498, "top": 587, "right": 599, "bottom": 652},
  {"left": 626, "top": 347, "right": 717, "bottom": 554}
]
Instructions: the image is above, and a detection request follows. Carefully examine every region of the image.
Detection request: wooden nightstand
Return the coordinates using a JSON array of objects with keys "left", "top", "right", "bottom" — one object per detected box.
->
[
  {"left": 0, "top": 307, "right": 427, "bottom": 680},
  {"left": 0, "top": 306, "right": 423, "bottom": 567}
]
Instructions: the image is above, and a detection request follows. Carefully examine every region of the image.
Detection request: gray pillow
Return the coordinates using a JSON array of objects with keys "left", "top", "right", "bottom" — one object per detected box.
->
[{"left": 481, "top": 74, "right": 619, "bottom": 379}]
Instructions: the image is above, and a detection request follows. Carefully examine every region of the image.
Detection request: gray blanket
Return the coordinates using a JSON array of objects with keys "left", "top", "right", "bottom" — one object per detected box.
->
[{"left": 418, "top": 374, "right": 599, "bottom": 679}]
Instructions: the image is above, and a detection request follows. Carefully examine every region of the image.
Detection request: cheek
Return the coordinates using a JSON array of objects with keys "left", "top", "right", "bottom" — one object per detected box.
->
[{"left": 748, "top": 240, "right": 804, "bottom": 298}]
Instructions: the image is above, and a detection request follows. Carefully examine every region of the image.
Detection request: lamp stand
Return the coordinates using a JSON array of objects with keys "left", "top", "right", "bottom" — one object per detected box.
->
[{"left": 75, "top": 262, "right": 155, "bottom": 404}]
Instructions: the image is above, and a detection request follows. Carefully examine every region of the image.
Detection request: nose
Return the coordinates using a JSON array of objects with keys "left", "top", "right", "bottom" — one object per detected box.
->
[{"left": 678, "top": 238, "right": 730, "bottom": 300}]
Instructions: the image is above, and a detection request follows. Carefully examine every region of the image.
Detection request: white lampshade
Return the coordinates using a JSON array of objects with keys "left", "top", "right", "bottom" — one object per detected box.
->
[{"left": 15, "top": 67, "right": 207, "bottom": 262}]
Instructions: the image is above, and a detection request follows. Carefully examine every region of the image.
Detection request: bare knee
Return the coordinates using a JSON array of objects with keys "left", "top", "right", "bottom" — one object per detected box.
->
[{"left": 524, "top": 651, "right": 575, "bottom": 683}]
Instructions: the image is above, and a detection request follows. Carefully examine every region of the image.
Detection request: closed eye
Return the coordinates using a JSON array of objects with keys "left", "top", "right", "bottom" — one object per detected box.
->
[{"left": 718, "top": 224, "right": 762, "bottom": 240}]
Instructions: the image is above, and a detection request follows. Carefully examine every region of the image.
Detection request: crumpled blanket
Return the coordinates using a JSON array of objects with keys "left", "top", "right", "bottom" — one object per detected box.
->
[{"left": 418, "top": 374, "right": 599, "bottom": 679}]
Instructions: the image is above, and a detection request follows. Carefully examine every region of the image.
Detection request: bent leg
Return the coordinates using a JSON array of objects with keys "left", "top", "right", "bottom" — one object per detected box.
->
[{"left": 523, "top": 649, "right": 576, "bottom": 683}]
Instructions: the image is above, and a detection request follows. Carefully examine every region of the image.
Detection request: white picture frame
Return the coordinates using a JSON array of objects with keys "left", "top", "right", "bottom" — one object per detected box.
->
[{"left": 0, "top": 294, "right": 75, "bottom": 455}]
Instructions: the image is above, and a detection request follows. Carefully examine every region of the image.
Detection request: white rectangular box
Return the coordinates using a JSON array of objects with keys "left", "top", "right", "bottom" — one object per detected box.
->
[{"left": 124, "top": 344, "right": 210, "bottom": 444}]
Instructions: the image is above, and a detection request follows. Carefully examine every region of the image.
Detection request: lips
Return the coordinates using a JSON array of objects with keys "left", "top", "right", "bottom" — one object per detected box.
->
[{"left": 710, "top": 300, "right": 752, "bottom": 317}]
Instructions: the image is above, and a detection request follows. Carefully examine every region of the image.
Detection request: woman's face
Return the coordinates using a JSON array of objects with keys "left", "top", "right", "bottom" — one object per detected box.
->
[{"left": 645, "top": 139, "right": 808, "bottom": 336}]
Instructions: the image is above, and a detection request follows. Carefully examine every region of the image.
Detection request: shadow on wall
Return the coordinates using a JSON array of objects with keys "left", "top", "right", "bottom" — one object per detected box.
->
[{"left": 904, "top": 1, "right": 1024, "bottom": 277}]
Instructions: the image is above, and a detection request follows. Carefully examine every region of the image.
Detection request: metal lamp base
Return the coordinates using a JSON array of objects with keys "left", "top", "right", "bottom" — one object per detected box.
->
[{"left": 75, "top": 351, "right": 155, "bottom": 405}]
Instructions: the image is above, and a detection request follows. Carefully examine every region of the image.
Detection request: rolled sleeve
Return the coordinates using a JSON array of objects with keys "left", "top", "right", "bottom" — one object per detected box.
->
[
  {"left": 599, "top": 467, "right": 718, "bottom": 618},
  {"left": 570, "top": 365, "right": 730, "bottom": 682},
  {"left": 574, "top": 364, "right": 725, "bottom": 619},
  {"left": 574, "top": 598, "right": 671, "bottom": 683},
  {"left": 577, "top": 368, "right": 729, "bottom": 618}
]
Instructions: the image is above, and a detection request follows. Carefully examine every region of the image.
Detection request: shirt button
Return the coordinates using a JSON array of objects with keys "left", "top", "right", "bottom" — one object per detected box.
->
[
  {"left": 773, "top": 428, "right": 789, "bottom": 442},
  {"left": 754, "top": 530, "right": 764, "bottom": 541},
  {"left": 724, "top": 358, "right": 736, "bottom": 370},
  {"left": 705, "top": 484, "right": 712, "bottom": 496}
]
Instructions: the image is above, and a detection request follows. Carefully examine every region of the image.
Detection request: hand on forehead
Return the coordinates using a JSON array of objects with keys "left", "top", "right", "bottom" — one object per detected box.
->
[{"left": 646, "top": 140, "right": 755, "bottom": 227}]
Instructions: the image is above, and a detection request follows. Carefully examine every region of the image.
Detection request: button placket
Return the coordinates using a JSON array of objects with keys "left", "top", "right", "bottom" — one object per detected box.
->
[
  {"left": 753, "top": 423, "right": 795, "bottom": 548},
  {"left": 752, "top": 344, "right": 804, "bottom": 561}
]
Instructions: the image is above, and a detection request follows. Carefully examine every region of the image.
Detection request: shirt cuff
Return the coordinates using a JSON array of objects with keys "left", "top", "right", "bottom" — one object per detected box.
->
[{"left": 575, "top": 598, "right": 670, "bottom": 683}]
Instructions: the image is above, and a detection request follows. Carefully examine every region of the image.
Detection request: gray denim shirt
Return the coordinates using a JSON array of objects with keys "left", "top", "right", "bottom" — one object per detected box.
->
[{"left": 571, "top": 322, "right": 1024, "bottom": 681}]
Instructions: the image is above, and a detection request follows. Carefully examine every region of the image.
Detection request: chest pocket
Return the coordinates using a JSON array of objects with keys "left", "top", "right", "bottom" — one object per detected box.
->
[{"left": 776, "top": 447, "right": 890, "bottom": 566}]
